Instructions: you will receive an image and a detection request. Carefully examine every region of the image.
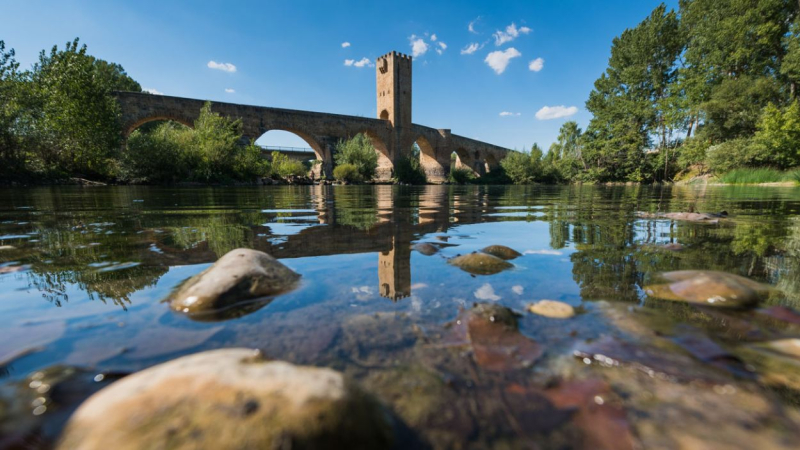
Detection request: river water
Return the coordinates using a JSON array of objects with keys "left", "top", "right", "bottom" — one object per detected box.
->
[{"left": 2, "top": 185, "right": 800, "bottom": 448}]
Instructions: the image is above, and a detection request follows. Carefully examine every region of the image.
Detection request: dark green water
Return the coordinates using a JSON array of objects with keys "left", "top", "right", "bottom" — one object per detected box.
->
[{"left": 3, "top": 185, "right": 800, "bottom": 448}]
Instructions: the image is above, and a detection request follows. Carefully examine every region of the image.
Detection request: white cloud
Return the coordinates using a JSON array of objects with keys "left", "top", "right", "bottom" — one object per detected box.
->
[
  {"left": 409, "top": 35, "right": 429, "bottom": 58},
  {"left": 224, "top": 88, "right": 235, "bottom": 93},
  {"left": 207, "top": 61, "right": 237, "bottom": 73},
  {"left": 341, "top": 41, "right": 351, "bottom": 48},
  {"left": 493, "top": 23, "right": 531, "bottom": 46},
  {"left": 484, "top": 48, "right": 521, "bottom": 74},
  {"left": 529, "top": 57, "right": 544, "bottom": 72},
  {"left": 535, "top": 106, "right": 579, "bottom": 120},
  {"left": 436, "top": 41, "right": 447, "bottom": 55},
  {"left": 512, "top": 285, "right": 524, "bottom": 295},
  {"left": 351, "top": 286, "right": 374, "bottom": 301},
  {"left": 344, "top": 57, "right": 374, "bottom": 68},
  {"left": 468, "top": 16, "right": 481, "bottom": 34},
  {"left": 499, "top": 111, "right": 521, "bottom": 117},
  {"left": 474, "top": 283, "right": 501, "bottom": 301},
  {"left": 524, "top": 249, "right": 564, "bottom": 255},
  {"left": 461, "top": 43, "right": 480, "bottom": 55},
  {"left": 143, "top": 88, "right": 163, "bottom": 95},
  {"left": 430, "top": 34, "right": 437, "bottom": 41}
]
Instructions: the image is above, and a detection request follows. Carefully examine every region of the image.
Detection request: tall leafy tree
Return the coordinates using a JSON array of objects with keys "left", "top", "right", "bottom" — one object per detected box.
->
[
  {"left": 679, "top": 0, "right": 798, "bottom": 141},
  {"left": 584, "top": 4, "right": 684, "bottom": 181},
  {"left": 30, "top": 38, "right": 141, "bottom": 177}
]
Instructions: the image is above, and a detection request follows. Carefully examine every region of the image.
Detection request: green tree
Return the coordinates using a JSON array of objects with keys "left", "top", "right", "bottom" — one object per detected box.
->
[
  {"left": 334, "top": 133, "right": 378, "bottom": 181},
  {"left": 500, "top": 144, "right": 544, "bottom": 184},
  {"left": 30, "top": 38, "right": 141, "bottom": 178},
  {"left": 0, "top": 41, "right": 24, "bottom": 174},
  {"left": 584, "top": 4, "right": 684, "bottom": 182}
]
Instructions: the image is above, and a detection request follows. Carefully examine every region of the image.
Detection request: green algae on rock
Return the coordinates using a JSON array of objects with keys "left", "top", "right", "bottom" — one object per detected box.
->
[
  {"left": 168, "top": 248, "right": 300, "bottom": 320},
  {"left": 644, "top": 270, "right": 771, "bottom": 308},
  {"left": 448, "top": 252, "right": 513, "bottom": 276},
  {"left": 57, "top": 349, "right": 394, "bottom": 450},
  {"left": 480, "top": 245, "right": 522, "bottom": 260}
]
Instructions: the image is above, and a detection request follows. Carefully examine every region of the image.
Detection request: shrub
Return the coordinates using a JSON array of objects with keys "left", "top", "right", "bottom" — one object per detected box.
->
[
  {"left": 393, "top": 155, "right": 426, "bottom": 184},
  {"left": 271, "top": 152, "right": 306, "bottom": 178},
  {"left": 449, "top": 167, "right": 476, "bottom": 184},
  {"left": 500, "top": 147, "right": 545, "bottom": 184},
  {"left": 234, "top": 144, "right": 271, "bottom": 179},
  {"left": 706, "top": 138, "right": 770, "bottom": 174},
  {"left": 719, "top": 168, "right": 788, "bottom": 184},
  {"left": 333, "top": 163, "right": 362, "bottom": 183},
  {"left": 334, "top": 134, "right": 378, "bottom": 181},
  {"left": 122, "top": 122, "right": 192, "bottom": 183}
]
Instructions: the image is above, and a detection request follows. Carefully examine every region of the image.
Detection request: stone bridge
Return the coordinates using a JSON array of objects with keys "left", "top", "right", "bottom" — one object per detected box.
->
[{"left": 115, "top": 51, "right": 510, "bottom": 182}]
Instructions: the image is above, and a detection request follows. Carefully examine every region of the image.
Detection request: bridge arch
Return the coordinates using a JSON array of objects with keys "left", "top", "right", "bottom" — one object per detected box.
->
[
  {"left": 357, "top": 130, "right": 392, "bottom": 180},
  {"left": 124, "top": 115, "right": 194, "bottom": 137},
  {"left": 255, "top": 129, "right": 326, "bottom": 162},
  {"left": 415, "top": 136, "right": 446, "bottom": 182},
  {"left": 484, "top": 153, "right": 499, "bottom": 173}
]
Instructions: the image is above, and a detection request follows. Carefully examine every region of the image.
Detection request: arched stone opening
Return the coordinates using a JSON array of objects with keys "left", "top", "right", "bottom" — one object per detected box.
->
[
  {"left": 379, "top": 109, "right": 390, "bottom": 121},
  {"left": 255, "top": 130, "right": 324, "bottom": 162},
  {"left": 124, "top": 116, "right": 194, "bottom": 138},
  {"left": 484, "top": 153, "right": 499, "bottom": 173},
  {"left": 452, "top": 148, "right": 478, "bottom": 176},
  {"left": 359, "top": 130, "right": 393, "bottom": 181},
  {"left": 415, "top": 136, "right": 446, "bottom": 183},
  {"left": 255, "top": 129, "right": 327, "bottom": 179}
]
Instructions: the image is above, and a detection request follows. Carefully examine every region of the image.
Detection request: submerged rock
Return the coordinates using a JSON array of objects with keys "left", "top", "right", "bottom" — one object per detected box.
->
[
  {"left": 644, "top": 270, "right": 770, "bottom": 308},
  {"left": 168, "top": 248, "right": 300, "bottom": 320},
  {"left": 528, "top": 300, "right": 576, "bottom": 319},
  {"left": 448, "top": 252, "right": 513, "bottom": 276},
  {"left": 57, "top": 349, "right": 394, "bottom": 450},
  {"left": 756, "top": 338, "right": 800, "bottom": 360},
  {"left": 412, "top": 242, "right": 440, "bottom": 256},
  {"left": 480, "top": 245, "right": 522, "bottom": 260},
  {"left": 446, "top": 303, "right": 543, "bottom": 371}
]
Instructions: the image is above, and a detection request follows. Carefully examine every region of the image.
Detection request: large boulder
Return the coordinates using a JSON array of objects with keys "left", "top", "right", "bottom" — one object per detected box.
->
[
  {"left": 169, "top": 248, "right": 300, "bottom": 320},
  {"left": 448, "top": 252, "right": 513, "bottom": 276},
  {"left": 644, "top": 270, "right": 770, "bottom": 308},
  {"left": 57, "top": 349, "right": 394, "bottom": 450},
  {"left": 480, "top": 245, "right": 522, "bottom": 260}
]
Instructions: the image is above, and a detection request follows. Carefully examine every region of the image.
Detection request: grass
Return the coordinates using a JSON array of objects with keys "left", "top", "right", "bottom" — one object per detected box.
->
[{"left": 718, "top": 168, "right": 800, "bottom": 184}]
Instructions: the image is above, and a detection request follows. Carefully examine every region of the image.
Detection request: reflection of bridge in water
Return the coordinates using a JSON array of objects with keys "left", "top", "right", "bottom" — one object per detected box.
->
[{"left": 137, "top": 186, "right": 506, "bottom": 301}]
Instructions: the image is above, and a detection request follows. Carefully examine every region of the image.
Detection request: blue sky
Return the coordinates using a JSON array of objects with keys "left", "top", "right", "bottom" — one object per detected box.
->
[{"left": 3, "top": 0, "right": 678, "bottom": 150}]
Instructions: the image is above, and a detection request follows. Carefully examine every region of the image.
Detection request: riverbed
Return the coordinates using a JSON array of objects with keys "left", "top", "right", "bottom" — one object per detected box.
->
[{"left": 2, "top": 185, "right": 800, "bottom": 448}]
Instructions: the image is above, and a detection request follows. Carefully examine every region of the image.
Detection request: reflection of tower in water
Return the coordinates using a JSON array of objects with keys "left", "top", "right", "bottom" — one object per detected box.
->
[{"left": 378, "top": 236, "right": 411, "bottom": 301}]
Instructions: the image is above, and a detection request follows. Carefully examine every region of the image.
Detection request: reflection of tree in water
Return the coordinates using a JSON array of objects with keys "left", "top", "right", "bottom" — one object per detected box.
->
[
  {"left": 557, "top": 186, "right": 796, "bottom": 303},
  {"left": 158, "top": 211, "right": 262, "bottom": 258},
  {"left": 332, "top": 189, "right": 379, "bottom": 231}
]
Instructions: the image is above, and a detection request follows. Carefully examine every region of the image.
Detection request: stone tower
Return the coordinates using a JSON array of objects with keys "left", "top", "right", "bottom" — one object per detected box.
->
[{"left": 376, "top": 51, "right": 412, "bottom": 130}]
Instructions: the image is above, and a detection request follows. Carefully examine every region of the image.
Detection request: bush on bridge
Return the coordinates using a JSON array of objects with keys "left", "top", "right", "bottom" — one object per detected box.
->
[{"left": 334, "top": 134, "right": 378, "bottom": 181}]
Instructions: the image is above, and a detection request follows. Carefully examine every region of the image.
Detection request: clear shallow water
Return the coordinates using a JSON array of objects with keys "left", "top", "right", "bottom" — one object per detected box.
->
[{"left": 2, "top": 185, "right": 800, "bottom": 448}]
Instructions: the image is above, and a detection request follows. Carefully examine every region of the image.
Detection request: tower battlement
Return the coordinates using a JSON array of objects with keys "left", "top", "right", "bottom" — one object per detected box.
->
[{"left": 376, "top": 51, "right": 412, "bottom": 128}]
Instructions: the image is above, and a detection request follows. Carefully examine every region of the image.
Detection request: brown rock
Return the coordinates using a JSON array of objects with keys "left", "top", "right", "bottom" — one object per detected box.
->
[
  {"left": 57, "top": 349, "right": 393, "bottom": 450},
  {"left": 169, "top": 248, "right": 300, "bottom": 320},
  {"left": 480, "top": 245, "right": 522, "bottom": 260},
  {"left": 528, "top": 300, "right": 575, "bottom": 319},
  {"left": 448, "top": 252, "right": 513, "bottom": 275},
  {"left": 644, "top": 270, "right": 770, "bottom": 308}
]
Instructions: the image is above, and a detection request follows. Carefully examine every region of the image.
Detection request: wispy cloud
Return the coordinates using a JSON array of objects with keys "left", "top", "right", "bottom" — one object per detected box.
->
[
  {"left": 435, "top": 41, "right": 447, "bottom": 55},
  {"left": 493, "top": 23, "right": 531, "bottom": 46},
  {"left": 474, "top": 283, "right": 500, "bottom": 301},
  {"left": 143, "top": 88, "right": 163, "bottom": 95},
  {"left": 524, "top": 249, "right": 563, "bottom": 255},
  {"left": 499, "top": 111, "right": 521, "bottom": 117},
  {"left": 461, "top": 43, "right": 481, "bottom": 55},
  {"left": 344, "top": 57, "right": 374, "bottom": 68},
  {"left": 468, "top": 16, "right": 481, "bottom": 34},
  {"left": 430, "top": 34, "right": 437, "bottom": 42},
  {"left": 224, "top": 88, "right": 235, "bottom": 93},
  {"left": 485, "top": 48, "right": 521, "bottom": 74},
  {"left": 409, "top": 35, "right": 429, "bottom": 58},
  {"left": 529, "top": 57, "right": 544, "bottom": 72},
  {"left": 535, "top": 106, "right": 578, "bottom": 120},
  {"left": 341, "top": 41, "right": 351, "bottom": 48},
  {"left": 207, "top": 61, "right": 237, "bottom": 73}
]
